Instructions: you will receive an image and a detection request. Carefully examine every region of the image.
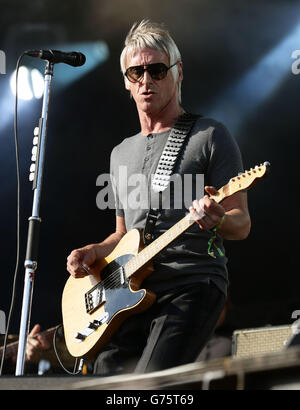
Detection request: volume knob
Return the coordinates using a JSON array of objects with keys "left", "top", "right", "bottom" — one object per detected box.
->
[
  {"left": 87, "top": 321, "right": 99, "bottom": 330},
  {"left": 74, "top": 332, "right": 86, "bottom": 341}
]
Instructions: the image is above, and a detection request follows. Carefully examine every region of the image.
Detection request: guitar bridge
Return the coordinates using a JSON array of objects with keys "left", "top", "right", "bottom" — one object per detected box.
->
[
  {"left": 84, "top": 267, "right": 127, "bottom": 314},
  {"left": 85, "top": 285, "right": 106, "bottom": 314}
]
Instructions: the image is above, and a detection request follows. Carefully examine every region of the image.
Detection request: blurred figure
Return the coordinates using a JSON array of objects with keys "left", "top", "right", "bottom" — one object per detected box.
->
[
  {"left": 26, "top": 324, "right": 51, "bottom": 363},
  {"left": 0, "top": 324, "right": 75, "bottom": 375}
]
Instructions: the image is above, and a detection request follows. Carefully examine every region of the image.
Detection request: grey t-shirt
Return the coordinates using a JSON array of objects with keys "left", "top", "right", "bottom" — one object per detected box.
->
[{"left": 110, "top": 117, "right": 244, "bottom": 295}]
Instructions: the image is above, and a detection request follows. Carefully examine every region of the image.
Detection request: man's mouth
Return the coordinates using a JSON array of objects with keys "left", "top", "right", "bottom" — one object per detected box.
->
[{"left": 142, "top": 91, "right": 155, "bottom": 96}]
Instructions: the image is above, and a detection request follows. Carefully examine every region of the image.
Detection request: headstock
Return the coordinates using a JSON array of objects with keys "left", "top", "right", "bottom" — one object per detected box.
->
[{"left": 229, "top": 161, "right": 270, "bottom": 194}]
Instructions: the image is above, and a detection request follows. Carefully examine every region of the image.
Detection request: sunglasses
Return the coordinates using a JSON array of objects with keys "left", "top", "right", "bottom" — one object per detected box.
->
[{"left": 125, "top": 62, "right": 178, "bottom": 83}]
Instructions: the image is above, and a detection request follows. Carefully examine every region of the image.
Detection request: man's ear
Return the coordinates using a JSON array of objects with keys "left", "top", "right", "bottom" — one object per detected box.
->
[
  {"left": 177, "top": 61, "right": 183, "bottom": 83},
  {"left": 124, "top": 75, "right": 131, "bottom": 91},
  {"left": 124, "top": 76, "right": 133, "bottom": 99}
]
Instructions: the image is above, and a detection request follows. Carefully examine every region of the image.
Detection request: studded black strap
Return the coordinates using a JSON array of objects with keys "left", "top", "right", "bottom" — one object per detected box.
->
[
  {"left": 151, "top": 113, "right": 199, "bottom": 193},
  {"left": 143, "top": 112, "right": 200, "bottom": 245}
]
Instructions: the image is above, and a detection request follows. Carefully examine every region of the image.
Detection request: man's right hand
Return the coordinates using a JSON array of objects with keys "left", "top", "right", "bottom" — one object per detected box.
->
[
  {"left": 66, "top": 245, "right": 100, "bottom": 278},
  {"left": 67, "top": 218, "right": 127, "bottom": 279}
]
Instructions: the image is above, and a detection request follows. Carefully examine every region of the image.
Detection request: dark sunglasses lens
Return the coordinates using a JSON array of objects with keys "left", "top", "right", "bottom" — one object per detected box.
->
[
  {"left": 148, "top": 64, "right": 168, "bottom": 80},
  {"left": 126, "top": 66, "right": 144, "bottom": 82}
]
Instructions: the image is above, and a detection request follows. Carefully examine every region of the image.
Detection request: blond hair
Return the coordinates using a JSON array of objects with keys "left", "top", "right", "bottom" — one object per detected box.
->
[{"left": 120, "top": 20, "right": 182, "bottom": 102}]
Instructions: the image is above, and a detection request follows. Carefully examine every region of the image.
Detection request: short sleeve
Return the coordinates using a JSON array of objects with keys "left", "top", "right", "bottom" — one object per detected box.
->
[{"left": 206, "top": 121, "right": 244, "bottom": 189}]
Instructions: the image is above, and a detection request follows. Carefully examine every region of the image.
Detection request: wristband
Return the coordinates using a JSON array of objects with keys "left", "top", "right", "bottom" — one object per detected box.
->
[
  {"left": 208, "top": 215, "right": 226, "bottom": 258},
  {"left": 213, "top": 215, "right": 226, "bottom": 232}
]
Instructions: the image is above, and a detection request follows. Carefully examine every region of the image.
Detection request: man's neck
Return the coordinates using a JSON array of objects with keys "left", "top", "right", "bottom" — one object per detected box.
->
[{"left": 139, "top": 105, "right": 184, "bottom": 135}]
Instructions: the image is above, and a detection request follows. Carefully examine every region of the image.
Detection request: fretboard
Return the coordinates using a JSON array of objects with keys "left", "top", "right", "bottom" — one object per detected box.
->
[
  {"left": 124, "top": 213, "right": 193, "bottom": 278},
  {"left": 124, "top": 184, "right": 229, "bottom": 278}
]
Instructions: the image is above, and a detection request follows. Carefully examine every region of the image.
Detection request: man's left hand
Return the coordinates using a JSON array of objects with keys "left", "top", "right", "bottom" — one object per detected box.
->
[
  {"left": 189, "top": 186, "right": 225, "bottom": 231},
  {"left": 26, "top": 324, "right": 51, "bottom": 363}
]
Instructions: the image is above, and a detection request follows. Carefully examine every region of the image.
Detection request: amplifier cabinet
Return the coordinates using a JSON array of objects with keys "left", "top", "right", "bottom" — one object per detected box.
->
[{"left": 232, "top": 325, "right": 293, "bottom": 358}]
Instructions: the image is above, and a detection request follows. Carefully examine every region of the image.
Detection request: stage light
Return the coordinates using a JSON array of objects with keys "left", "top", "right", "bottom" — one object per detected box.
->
[
  {"left": 50, "top": 41, "right": 109, "bottom": 89},
  {"left": 10, "top": 65, "right": 44, "bottom": 100},
  {"left": 207, "top": 22, "right": 300, "bottom": 134},
  {"left": 31, "top": 68, "right": 44, "bottom": 99},
  {"left": 1, "top": 40, "right": 109, "bottom": 133}
]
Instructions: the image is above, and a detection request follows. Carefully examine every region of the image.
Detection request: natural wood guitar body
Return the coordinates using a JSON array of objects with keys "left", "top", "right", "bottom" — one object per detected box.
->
[{"left": 62, "top": 229, "right": 155, "bottom": 358}]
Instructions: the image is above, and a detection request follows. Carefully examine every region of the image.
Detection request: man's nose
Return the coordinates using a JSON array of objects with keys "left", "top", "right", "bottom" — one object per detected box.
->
[{"left": 140, "top": 69, "right": 152, "bottom": 84}]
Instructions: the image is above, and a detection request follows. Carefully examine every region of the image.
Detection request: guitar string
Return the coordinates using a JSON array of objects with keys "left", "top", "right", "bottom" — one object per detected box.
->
[
  {"left": 90, "top": 268, "right": 124, "bottom": 295},
  {"left": 81, "top": 267, "right": 120, "bottom": 292},
  {"left": 87, "top": 216, "right": 195, "bottom": 293}
]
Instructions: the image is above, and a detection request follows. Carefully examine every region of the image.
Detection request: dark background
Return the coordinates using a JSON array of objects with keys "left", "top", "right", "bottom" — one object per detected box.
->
[{"left": 0, "top": 0, "right": 299, "bottom": 336}]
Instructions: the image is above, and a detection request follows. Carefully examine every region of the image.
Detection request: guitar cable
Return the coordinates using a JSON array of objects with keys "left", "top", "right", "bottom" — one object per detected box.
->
[
  {"left": 0, "top": 53, "right": 24, "bottom": 376},
  {"left": 52, "top": 324, "right": 84, "bottom": 375}
]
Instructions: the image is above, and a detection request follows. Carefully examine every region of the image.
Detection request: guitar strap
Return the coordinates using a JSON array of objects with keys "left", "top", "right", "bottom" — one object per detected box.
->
[{"left": 143, "top": 112, "right": 200, "bottom": 245}]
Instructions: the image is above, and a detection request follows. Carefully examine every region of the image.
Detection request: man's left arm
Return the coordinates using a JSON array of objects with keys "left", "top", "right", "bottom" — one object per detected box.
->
[{"left": 190, "top": 187, "right": 251, "bottom": 240}]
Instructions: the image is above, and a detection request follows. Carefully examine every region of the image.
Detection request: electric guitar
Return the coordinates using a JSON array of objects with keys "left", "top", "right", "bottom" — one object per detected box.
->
[{"left": 62, "top": 162, "right": 270, "bottom": 359}]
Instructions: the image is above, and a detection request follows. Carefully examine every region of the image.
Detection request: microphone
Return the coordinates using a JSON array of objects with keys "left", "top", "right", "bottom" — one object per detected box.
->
[{"left": 25, "top": 49, "right": 86, "bottom": 67}]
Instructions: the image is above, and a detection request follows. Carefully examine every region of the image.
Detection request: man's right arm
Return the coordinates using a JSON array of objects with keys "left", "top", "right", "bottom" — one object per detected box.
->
[{"left": 66, "top": 216, "right": 126, "bottom": 278}]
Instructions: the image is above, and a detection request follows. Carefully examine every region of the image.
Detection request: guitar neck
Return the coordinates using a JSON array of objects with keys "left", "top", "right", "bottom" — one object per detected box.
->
[
  {"left": 124, "top": 184, "right": 228, "bottom": 278},
  {"left": 124, "top": 159, "right": 271, "bottom": 279}
]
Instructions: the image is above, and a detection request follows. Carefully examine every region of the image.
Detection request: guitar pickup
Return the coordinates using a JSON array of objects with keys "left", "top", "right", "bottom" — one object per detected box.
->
[{"left": 85, "top": 286, "right": 106, "bottom": 313}]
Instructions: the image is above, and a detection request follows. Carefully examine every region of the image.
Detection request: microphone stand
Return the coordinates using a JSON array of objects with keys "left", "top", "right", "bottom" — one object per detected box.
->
[{"left": 15, "top": 61, "right": 54, "bottom": 376}]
